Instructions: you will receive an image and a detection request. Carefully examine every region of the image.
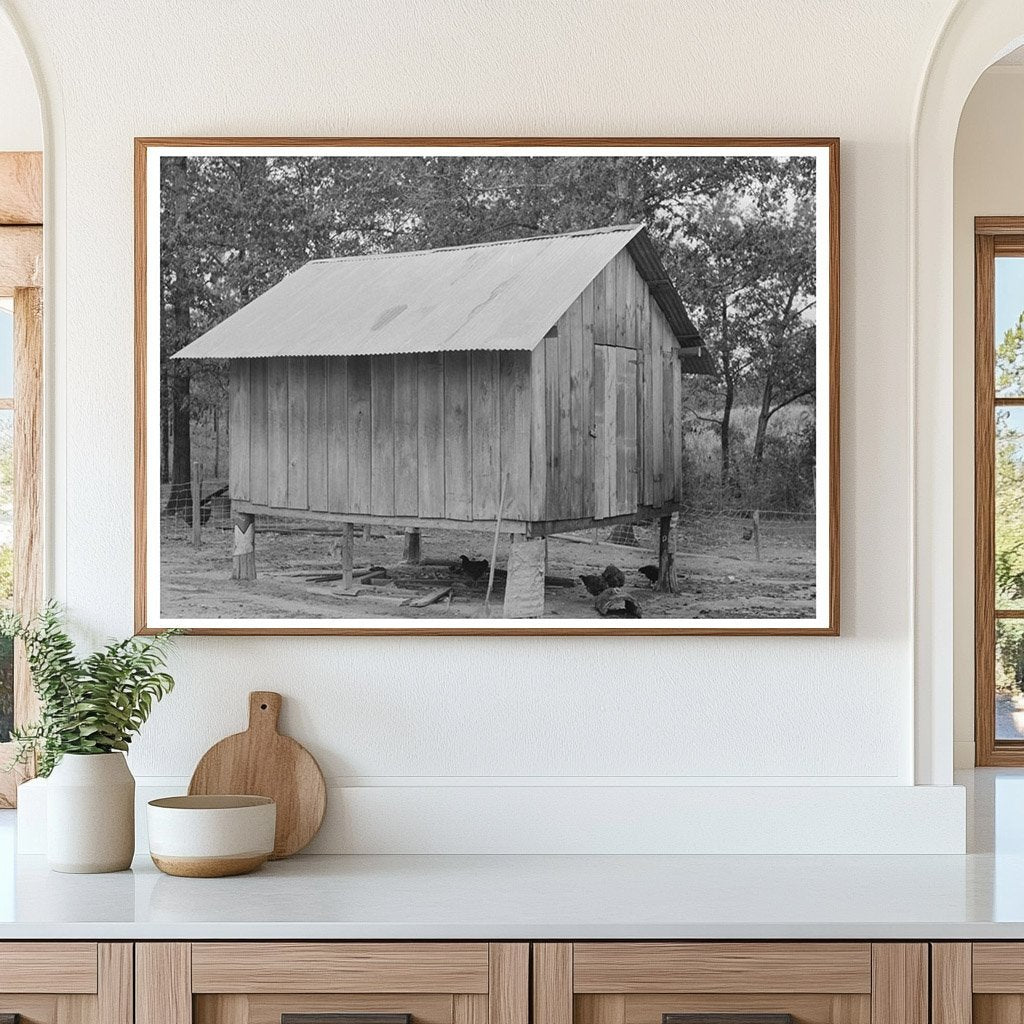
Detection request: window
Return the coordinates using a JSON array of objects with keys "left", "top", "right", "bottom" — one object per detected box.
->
[{"left": 974, "top": 219, "right": 1024, "bottom": 764}]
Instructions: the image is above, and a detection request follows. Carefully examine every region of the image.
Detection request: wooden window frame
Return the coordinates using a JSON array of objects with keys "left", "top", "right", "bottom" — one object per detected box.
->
[{"left": 0, "top": 152, "right": 43, "bottom": 806}]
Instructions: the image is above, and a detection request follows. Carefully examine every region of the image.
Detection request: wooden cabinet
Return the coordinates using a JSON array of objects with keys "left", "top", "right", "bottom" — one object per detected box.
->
[
  {"left": 0, "top": 942, "right": 132, "bottom": 1024},
  {"left": 932, "top": 943, "right": 1024, "bottom": 1024},
  {"left": 136, "top": 944, "right": 528, "bottom": 1024},
  {"left": 532, "top": 944, "right": 928, "bottom": 1024}
]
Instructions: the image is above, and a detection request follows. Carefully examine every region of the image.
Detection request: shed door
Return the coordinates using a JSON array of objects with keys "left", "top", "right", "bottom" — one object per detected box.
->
[{"left": 594, "top": 344, "right": 639, "bottom": 518}]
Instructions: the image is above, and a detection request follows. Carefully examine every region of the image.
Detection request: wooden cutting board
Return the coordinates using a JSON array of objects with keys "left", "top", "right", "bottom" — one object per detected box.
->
[{"left": 188, "top": 691, "right": 326, "bottom": 859}]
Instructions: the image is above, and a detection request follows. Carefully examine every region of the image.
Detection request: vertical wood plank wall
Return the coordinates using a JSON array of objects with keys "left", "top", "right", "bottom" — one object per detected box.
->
[
  {"left": 234, "top": 350, "right": 534, "bottom": 524},
  {"left": 537, "top": 251, "right": 681, "bottom": 522},
  {"left": 228, "top": 251, "right": 683, "bottom": 526}
]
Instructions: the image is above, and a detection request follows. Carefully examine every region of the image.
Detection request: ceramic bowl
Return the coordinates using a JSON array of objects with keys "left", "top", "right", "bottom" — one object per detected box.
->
[{"left": 147, "top": 795, "right": 276, "bottom": 877}]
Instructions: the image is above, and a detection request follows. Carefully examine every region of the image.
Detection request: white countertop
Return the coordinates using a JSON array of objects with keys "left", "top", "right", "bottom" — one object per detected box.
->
[
  {"left": 0, "top": 849, "right": 1022, "bottom": 940},
  {"left": 1, "top": 769, "right": 1021, "bottom": 941}
]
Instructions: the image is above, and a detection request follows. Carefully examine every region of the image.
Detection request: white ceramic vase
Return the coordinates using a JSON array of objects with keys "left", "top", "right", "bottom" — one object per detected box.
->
[{"left": 46, "top": 752, "right": 135, "bottom": 873}]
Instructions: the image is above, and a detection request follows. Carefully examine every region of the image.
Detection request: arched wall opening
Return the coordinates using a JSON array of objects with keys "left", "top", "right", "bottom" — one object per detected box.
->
[{"left": 914, "top": 2, "right": 1024, "bottom": 784}]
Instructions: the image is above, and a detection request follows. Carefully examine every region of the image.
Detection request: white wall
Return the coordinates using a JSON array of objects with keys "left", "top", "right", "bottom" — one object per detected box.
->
[
  {"left": 952, "top": 65, "right": 1024, "bottom": 767},
  {"left": 0, "top": 10, "right": 39, "bottom": 151},
  {"left": 1, "top": 0, "right": 973, "bottom": 852}
]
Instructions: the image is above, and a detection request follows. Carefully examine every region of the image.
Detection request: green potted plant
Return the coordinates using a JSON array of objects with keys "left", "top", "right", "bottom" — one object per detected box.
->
[{"left": 2, "top": 603, "right": 178, "bottom": 873}]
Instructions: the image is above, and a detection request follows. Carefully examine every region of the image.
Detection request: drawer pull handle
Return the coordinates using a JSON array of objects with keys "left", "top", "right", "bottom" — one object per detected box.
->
[
  {"left": 664, "top": 1016, "right": 795, "bottom": 1024},
  {"left": 283, "top": 1016, "right": 411, "bottom": 1024}
]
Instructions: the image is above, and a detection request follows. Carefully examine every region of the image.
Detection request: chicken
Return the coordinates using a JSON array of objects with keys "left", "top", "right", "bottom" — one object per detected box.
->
[
  {"left": 638, "top": 565, "right": 660, "bottom": 586},
  {"left": 601, "top": 564, "right": 625, "bottom": 588},
  {"left": 458, "top": 555, "right": 490, "bottom": 581},
  {"left": 579, "top": 574, "right": 608, "bottom": 597}
]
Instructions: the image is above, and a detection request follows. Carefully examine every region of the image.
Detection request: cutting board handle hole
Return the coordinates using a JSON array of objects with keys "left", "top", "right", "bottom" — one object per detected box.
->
[{"left": 260, "top": 702, "right": 268, "bottom": 710}]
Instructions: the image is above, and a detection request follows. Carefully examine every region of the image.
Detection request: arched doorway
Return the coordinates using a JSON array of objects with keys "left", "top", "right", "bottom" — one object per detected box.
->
[{"left": 913, "top": 1, "right": 1024, "bottom": 784}]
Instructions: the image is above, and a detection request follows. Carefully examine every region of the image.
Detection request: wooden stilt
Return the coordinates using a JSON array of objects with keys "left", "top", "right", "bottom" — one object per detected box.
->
[
  {"left": 403, "top": 527, "right": 422, "bottom": 564},
  {"left": 362, "top": 524, "right": 371, "bottom": 541},
  {"left": 503, "top": 535, "right": 547, "bottom": 618},
  {"left": 232, "top": 511, "right": 256, "bottom": 580},
  {"left": 655, "top": 512, "right": 678, "bottom": 594},
  {"left": 341, "top": 522, "right": 355, "bottom": 589}
]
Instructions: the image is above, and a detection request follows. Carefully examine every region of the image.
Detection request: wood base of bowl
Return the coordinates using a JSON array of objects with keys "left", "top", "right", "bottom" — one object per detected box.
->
[{"left": 151, "top": 853, "right": 269, "bottom": 878}]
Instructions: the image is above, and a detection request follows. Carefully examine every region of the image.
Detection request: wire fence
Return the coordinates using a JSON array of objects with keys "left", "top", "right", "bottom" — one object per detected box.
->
[{"left": 160, "top": 479, "right": 815, "bottom": 562}]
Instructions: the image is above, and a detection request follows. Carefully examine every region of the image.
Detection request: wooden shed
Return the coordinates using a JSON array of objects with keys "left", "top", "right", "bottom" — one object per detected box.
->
[{"left": 174, "top": 224, "right": 711, "bottom": 607}]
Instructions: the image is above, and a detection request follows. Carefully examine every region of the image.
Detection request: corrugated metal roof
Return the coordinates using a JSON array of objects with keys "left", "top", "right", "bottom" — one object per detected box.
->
[{"left": 173, "top": 224, "right": 711, "bottom": 372}]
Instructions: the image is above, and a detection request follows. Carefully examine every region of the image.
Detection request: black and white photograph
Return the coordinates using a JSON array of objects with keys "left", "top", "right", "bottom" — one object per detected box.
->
[{"left": 137, "top": 140, "right": 838, "bottom": 634}]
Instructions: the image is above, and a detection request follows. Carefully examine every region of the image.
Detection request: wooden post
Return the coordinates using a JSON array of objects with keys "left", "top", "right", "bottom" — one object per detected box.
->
[
  {"left": 190, "top": 460, "right": 203, "bottom": 549},
  {"left": 341, "top": 522, "right": 354, "bottom": 589},
  {"left": 232, "top": 510, "right": 256, "bottom": 580},
  {"left": 503, "top": 535, "right": 547, "bottom": 618},
  {"left": 362, "top": 524, "right": 371, "bottom": 541},
  {"left": 403, "top": 527, "right": 422, "bottom": 564},
  {"left": 752, "top": 509, "right": 762, "bottom": 561},
  {"left": 655, "top": 512, "right": 679, "bottom": 594}
]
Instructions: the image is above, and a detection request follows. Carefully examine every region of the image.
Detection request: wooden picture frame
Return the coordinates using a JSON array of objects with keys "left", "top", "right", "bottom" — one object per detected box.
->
[{"left": 135, "top": 137, "right": 840, "bottom": 636}]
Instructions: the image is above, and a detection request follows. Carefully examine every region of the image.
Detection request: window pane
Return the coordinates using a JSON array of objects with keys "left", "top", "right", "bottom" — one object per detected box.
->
[
  {"left": 0, "top": 307, "right": 11, "bottom": 399},
  {"left": 0, "top": 409, "right": 12, "bottom": 742},
  {"left": 998, "top": 620, "right": 1024, "bottom": 740},
  {"left": 997, "top": 407, "right": 1024, "bottom": 609},
  {"left": 996, "top": 257, "right": 1024, "bottom": 397}
]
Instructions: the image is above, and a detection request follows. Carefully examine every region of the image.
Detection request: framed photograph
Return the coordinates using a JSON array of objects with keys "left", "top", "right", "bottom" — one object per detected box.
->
[{"left": 135, "top": 137, "right": 839, "bottom": 635}]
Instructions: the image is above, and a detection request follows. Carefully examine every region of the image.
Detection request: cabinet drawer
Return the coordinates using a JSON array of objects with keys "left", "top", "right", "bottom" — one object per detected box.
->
[
  {"left": 0, "top": 942, "right": 99, "bottom": 994},
  {"left": 191, "top": 943, "right": 491, "bottom": 994},
  {"left": 571, "top": 944, "right": 872, "bottom": 994},
  {"left": 0, "top": 943, "right": 130, "bottom": 1024},
  {"left": 139, "top": 942, "right": 529, "bottom": 1024},
  {"left": 533, "top": 944, "right": 925, "bottom": 1024}
]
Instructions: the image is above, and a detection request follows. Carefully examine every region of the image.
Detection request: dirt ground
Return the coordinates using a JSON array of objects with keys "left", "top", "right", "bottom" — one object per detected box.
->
[{"left": 159, "top": 515, "right": 816, "bottom": 621}]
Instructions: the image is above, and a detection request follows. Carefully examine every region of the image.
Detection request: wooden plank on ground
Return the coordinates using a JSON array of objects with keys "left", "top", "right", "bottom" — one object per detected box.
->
[
  {"left": 501, "top": 351, "right": 532, "bottom": 521},
  {"left": 286, "top": 356, "right": 308, "bottom": 508},
  {"left": 393, "top": 354, "right": 419, "bottom": 517},
  {"left": 0, "top": 152, "right": 42, "bottom": 225},
  {"left": 0, "top": 224, "right": 42, "bottom": 295},
  {"left": 370, "top": 354, "right": 396, "bottom": 516},
  {"left": 228, "top": 361, "right": 251, "bottom": 502},
  {"left": 326, "top": 357, "right": 349, "bottom": 513},
  {"left": 266, "top": 358, "right": 289, "bottom": 507},
  {"left": 471, "top": 350, "right": 500, "bottom": 519},
  {"left": 529, "top": 346, "right": 547, "bottom": 521},
  {"left": 444, "top": 351, "right": 472, "bottom": 520},
  {"left": 306, "top": 356, "right": 328, "bottom": 511},
  {"left": 249, "top": 359, "right": 269, "bottom": 505},
  {"left": 418, "top": 351, "right": 445, "bottom": 518},
  {"left": 405, "top": 586, "right": 453, "bottom": 608},
  {"left": 347, "top": 356, "right": 371, "bottom": 515},
  {"left": 567, "top": 296, "right": 585, "bottom": 519}
]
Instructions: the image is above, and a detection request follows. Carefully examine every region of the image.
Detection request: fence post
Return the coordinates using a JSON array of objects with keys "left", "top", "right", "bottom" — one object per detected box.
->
[
  {"left": 191, "top": 460, "right": 203, "bottom": 549},
  {"left": 752, "top": 509, "right": 762, "bottom": 561}
]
